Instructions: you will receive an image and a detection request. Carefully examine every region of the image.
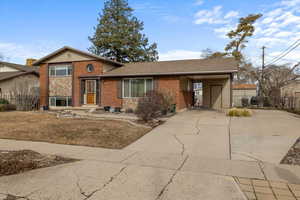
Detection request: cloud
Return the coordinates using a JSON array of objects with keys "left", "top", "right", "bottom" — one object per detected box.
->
[
  {"left": 281, "top": 0, "right": 300, "bottom": 7},
  {"left": 213, "top": 25, "right": 234, "bottom": 38},
  {"left": 274, "top": 31, "right": 294, "bottom": 37},
  {"left": 159, "top": 50, "right": 201, "bottom": 61},
  {"left": 0, "top": 41, "right": 62, "bottom": 64},
  {"left": 194, "top": 6, "right": 225, "bottom": 24},
  {"left": 224, "top": 11, "right": 239, "bottom": 19},
  {"left": 195, "top": 0, "right": 204, "bottom": 5},
  {"left": 194, "top": 6, "right": 239, "bottom": 25}
]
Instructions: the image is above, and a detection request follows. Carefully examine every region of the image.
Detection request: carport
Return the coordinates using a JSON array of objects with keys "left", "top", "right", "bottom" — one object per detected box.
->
[{"left": 185, "top": 74, "right": 233, "bottom": 110}]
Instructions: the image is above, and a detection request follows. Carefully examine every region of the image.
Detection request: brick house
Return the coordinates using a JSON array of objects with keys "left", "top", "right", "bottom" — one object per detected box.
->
[{"left": 34, "top": 46, "right": 238, "bottom": 111}]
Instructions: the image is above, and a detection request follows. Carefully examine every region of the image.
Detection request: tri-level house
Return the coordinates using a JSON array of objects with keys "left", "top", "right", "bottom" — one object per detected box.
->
[{"left": 33, "top": 46, "right": 238, "bottom": 111}]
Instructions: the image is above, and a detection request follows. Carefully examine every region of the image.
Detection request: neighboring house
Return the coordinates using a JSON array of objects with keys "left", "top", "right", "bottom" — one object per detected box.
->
[
  {"left": 34, "top": 46, "right": 238, "bottom": 110},
  {"left": 0, "top": 61, "right": 39, "bottom": 95},
  {"left": 281, "top": 77, "right": 300, "bottom": 97},
  {"left": 232, "top": 84, "right": 257, "bottom": 107},
  {"left": 281, "top": 77, "right": 300, "bottom": 109}
]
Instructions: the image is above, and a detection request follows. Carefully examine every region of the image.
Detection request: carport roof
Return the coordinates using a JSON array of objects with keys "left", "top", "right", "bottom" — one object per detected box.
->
[{"left": 100, "top": 57, "right": 238, "bottom": 77}]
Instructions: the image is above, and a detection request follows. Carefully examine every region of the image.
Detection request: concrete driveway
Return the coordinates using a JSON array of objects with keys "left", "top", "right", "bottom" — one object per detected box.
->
[
  {"left": 126, "top": 110, "right": 231, "bottom": 159},
  {"left": 1, "top": 109, "right": 300, "bottom": 200},
  {"left": 230, "top": 110, "right": 300, "bottom": 163}
]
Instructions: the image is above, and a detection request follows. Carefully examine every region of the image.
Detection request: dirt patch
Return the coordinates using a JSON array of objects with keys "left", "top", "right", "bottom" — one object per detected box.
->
[
  {"left": 0, "top": 112, "right": 152, "bottom": 149},
  {"left": 0, "top": 150, "right": 76, "bottom": 177},
  {"left": 281, "top": 137, "right": 300, "bottom": 165}
]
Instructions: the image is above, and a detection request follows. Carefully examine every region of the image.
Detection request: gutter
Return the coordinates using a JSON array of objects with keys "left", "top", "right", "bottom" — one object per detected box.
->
[{"left": 98, "top": 70, "right": 238, "bottom": 78}]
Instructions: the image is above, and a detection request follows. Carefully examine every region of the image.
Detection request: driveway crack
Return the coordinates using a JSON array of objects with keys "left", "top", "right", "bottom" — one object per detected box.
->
[
  {"left": 77, "top": 166, "right": 127, "bottom": 200},
  {"left": 173, "top": 135, "right": 185, "bottom": 156},
  {"left": 155, "top": 155, "right": 189, "bottom": 200}
]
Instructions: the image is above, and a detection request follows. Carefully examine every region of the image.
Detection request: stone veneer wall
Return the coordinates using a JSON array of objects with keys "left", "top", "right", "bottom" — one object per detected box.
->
[{"left": 49, "top": 77, "right": 72, "bottom": 97}]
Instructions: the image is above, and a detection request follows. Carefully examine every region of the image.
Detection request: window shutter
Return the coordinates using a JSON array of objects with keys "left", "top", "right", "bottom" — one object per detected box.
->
[
  {"left": 80, "top": 80, "right": 85, "bottom": 105},
  {"left": 117, "top": 80, "right": 123, "bottom": 99}
]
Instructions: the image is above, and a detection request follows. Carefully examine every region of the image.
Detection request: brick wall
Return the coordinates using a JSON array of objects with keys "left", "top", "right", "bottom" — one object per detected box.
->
[
  {"left": 73, "top": 60, "right": 103, "bottom": 106},
  {"left": 100, "top": 76, "right": 193, "bottom": 111},
  {"left": 101, "top": 78, "right": 122, "bottom": 107},
  {"left": 39, "top": 63, "right": 48, "bottom": 107}
]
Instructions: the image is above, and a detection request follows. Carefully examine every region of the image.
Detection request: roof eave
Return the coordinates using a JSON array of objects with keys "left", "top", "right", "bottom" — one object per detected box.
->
[
  {"left": 0, "top": 71, "right": 39, "bottom": 82},
  {"left": 32, "top": 46, "right": 123, "bottom": 66},
  {"left": 100, "top": 70, "right": 238, "bottom": 78}
]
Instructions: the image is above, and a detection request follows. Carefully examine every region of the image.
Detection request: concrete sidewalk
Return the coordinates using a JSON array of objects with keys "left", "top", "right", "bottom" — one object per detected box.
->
[{"left": 1, "top": 138, "right": 300, "bottom": 200}]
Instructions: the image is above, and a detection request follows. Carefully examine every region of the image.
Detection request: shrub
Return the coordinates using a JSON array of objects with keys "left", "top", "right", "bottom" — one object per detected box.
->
[
  {"left": 0, "top": 98, "right": 9, "bottom": 104},
  {"left": 135, "top": 91, "right": 175, "bottom": 122},
  {"left": 125, "top": 108, "right": 134, "bottom": 113},
  {"left": 227, "top": 108, "right": 252, "bottom": 117},
  {"left": 0, "top": 104, "right": 16, "bottom": 112}
]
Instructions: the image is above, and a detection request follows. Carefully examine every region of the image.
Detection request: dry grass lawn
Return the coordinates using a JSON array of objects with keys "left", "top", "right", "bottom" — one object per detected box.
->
[{"left": 0, "top": 112, "right": 151, "bottom": 149}]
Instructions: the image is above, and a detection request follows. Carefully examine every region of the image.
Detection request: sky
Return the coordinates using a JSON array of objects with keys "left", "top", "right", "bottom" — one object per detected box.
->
[{"left": 1, "top": 0, "right": 300, "bottom": 67}]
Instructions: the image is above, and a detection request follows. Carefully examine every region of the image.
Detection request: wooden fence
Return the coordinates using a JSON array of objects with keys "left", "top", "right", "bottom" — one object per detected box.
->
[{"left": 0, "top": 93, "right": 40, "bottom": 111}]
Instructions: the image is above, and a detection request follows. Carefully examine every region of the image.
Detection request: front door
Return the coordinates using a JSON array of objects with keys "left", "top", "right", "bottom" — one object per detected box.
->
[
  {"left": 86, "top": 80, "right": 96, "bottom": 104},
  {"left": 210, "top": 85, "right": 222, "bottom": 110}
]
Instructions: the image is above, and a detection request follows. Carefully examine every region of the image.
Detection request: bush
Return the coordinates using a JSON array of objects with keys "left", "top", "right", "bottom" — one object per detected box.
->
[
  {"left": 135, "top": 91, "right": 174, "bottom": 122},
  {"left": 125, "top": 108, "right": 134, "bottom": 113},
  {"left": 227, "top": 108, "right": 252, "bottom": 117},
  {"left": 0, "top": 104, "right": 16, "bottom": 112},
  {"left": 0, "top": 98, "right": 9, "bottom": 104}
]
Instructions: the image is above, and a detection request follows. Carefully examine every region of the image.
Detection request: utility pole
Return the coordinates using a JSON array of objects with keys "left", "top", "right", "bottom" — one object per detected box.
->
[{"left": 260, "top": 46, "right": 266, "bottom": 96}]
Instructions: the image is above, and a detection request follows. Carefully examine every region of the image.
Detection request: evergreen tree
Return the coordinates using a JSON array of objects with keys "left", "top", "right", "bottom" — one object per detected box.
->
[{"left": 88, "top": 0, "right": 158, "bottom": 63}]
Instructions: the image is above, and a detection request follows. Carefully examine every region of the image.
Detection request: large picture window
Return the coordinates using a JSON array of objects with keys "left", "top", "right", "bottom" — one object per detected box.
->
[
  {"left": 123, "top": 78, "right": 153, "bottom": 98},
  {"left": 49, "top": 96, "right": 72, "bottom": 107},
  {"left": 49, "top": 64, "right": 72, "bottom": 77}
]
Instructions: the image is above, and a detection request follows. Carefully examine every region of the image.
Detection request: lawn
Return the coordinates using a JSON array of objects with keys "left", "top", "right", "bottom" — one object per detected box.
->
[{"left": 0, "top": 112, "right": 151, "bottom": 149}]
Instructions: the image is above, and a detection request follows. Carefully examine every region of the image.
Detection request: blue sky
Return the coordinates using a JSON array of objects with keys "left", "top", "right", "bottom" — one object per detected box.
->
[{"left": 1, "top": 0, "right": 300, "bottom": 67}]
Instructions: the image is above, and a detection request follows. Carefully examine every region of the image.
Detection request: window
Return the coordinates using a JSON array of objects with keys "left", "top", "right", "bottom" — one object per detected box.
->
[
  {"left": 123, "top": 78, "right": 153, "bottom": 98},
  {"left": 49, "top": 65, "right": 72, "bottom": 77},
  {"left": 86, "top": 64, "right": 94, "bottom": 72},
  {"left": 49, "top": 96, "right": 72, "bottom": 107}
]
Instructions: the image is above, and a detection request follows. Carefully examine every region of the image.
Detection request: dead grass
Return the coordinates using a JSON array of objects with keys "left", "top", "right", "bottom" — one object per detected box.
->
[
  {"left": 0, "top": 150, "right": 76, "bottom": 176},
  {"left": 0, "top": 112, "right": 152, "bottom": 149}
]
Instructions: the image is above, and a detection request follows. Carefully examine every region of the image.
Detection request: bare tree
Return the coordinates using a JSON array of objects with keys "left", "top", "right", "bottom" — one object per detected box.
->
[
  {"left": 10, "top": 79, "right": 39, "bottom": 111},
  {"left": 246, "top": 63, "right": 300, "bottom": 97}
]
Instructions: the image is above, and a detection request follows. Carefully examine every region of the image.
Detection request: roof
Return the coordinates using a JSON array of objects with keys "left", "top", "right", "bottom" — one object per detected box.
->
[
  {"left": 32, "top": 46, "right": 123, "bottom": 66},
  {"left": 0, "top": 71, "right": 39, "bottom": 82},
  {"left": 0, "top": 61, "right": 39, "bottom": 73},
  {"left": 233, "top": 84, "right": 257, "bottom": 90},
  {"left": 100, "top": 57, "right": 238, "bottom": 77}
]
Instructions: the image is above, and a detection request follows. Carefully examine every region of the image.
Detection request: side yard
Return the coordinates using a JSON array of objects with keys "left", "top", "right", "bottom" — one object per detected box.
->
[{"left": 0, "top": 112, "right": 151, "bottom": 149}]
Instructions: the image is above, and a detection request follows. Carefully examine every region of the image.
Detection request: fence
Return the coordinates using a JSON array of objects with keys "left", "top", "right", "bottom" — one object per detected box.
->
[
  {"left": 233, "top": 95, "right": 300, "bottom": 111},
  {"left": 0, "top": 93, "right": 40, "bottom": 111}
]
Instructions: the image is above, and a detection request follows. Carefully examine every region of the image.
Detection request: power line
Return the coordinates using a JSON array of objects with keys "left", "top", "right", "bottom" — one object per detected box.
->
[{"left": 265, "top": 38, "right": 300, "bottom": 66}]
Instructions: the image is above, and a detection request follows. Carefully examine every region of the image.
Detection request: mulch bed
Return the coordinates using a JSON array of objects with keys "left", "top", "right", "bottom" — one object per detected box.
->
[
  {"left": 0, "top": 150, "right": 77, "bottom": 176},
  {"left": 281, "top": 137, "right": 300, "bottom": 165}
]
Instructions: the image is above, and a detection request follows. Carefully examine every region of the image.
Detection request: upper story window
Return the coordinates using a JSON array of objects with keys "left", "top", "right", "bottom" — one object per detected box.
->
[
  {"left": 123, "top": 78, "right": 153, "bottom": 98},
  {"left": 86, "top": 64, "right": 94, "bottom": 72},
  {"left": 49, "top": 64, "right": 72, "bottom": 77}
]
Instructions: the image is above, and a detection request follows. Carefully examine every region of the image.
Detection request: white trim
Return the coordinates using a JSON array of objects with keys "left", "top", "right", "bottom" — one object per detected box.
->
[
  {"left": 122, "top": 77, "right": 153, "bottom": 98},
  {"left": 49, "top": 96, "right": 72, "bottom": 107},
  {"left": 49, "top": 64, "right": 72, "bottom": 77},
  {"left": 85, "top": 80, "right": 97, "bottom": 105}
]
